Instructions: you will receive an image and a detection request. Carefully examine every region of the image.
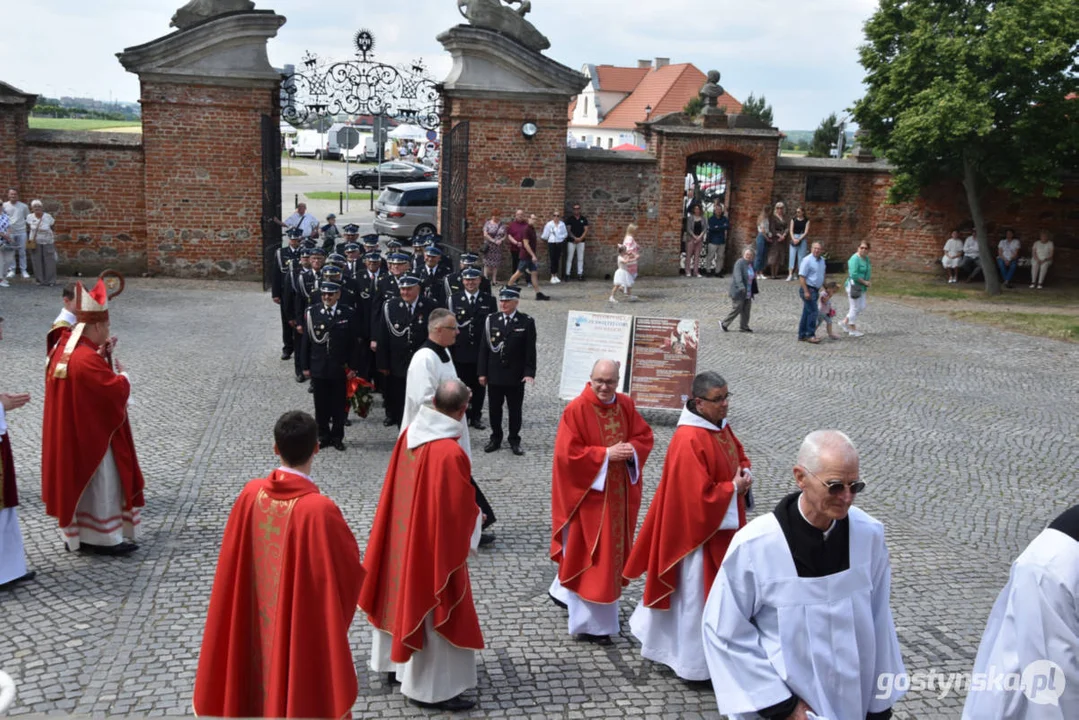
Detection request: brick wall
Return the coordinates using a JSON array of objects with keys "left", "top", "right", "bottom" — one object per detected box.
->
[
  {"left": 21, "top": 131, "right": 147, "bottom": 274},
  {"left": 0, "top": 100, "right": 30, "bottom": 193},
  {"left": 565, "top": 150, "right": 659, "bottom": 277},
  {"left": 141, "top": 81, "right": 275, "bottom": 278},
  {"left": 441, "top": 95, "right": 572, "bottom": 271},
  {"left": 774, "top": 160, "right": 1079, "bottom": 279}
]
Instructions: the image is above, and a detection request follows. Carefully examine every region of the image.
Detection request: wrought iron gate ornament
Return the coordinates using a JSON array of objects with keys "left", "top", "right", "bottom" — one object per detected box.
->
[{"left": 281, "top": 30, "right": 441, "bottom": 129}]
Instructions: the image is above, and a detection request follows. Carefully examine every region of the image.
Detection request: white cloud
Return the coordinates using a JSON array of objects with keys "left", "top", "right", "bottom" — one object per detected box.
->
[{"left": 0, "top": 0, "right": 877, "bottom": 128}]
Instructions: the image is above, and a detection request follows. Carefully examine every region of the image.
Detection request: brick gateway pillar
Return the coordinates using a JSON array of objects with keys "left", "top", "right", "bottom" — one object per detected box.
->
[
  {"left": 436, "top": 25, "right": 587, "bottom": 264},
  {"left": 118, "top": 9, "right": 285, "bottom": 279}
]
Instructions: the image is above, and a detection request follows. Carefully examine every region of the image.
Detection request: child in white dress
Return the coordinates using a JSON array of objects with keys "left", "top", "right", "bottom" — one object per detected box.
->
[{"left": 609, "top": 244, "right": 638, "bottom": 303}]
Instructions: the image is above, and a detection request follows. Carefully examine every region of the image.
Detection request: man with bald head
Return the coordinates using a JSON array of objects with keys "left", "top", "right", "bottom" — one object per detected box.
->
[
  {"left": 549, "top": 359, "right": 654, "bottom": 645},
  {"left": 701, "top": 430, "right": 905, "bottom": 720}
]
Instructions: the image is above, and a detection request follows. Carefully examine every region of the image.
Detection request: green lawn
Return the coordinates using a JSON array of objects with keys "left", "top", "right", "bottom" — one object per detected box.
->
[
  {"left": 948, "top": 311, "right": 1078, "bottom": 342},
  {"left": 870, "top": 270, "right": 1079, "bottom": 306},
  {"left": 304, "top": 191, "right": 375, "bottom": 201},
  {"left": 29, "top": 118, "right": 141, "bottom": 132}
]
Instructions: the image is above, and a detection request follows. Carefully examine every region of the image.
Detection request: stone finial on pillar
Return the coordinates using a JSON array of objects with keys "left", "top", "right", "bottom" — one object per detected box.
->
[
  {"left": 851, "top": 128, "right": 877, "bottom": 162},
  {"left": 698, "top": 70, "right": 728, "bottom": 129}
]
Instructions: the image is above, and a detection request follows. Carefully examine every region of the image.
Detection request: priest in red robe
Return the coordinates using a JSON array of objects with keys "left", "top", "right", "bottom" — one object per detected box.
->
[
  {"left": 359, "top": 378, "right": 484, "bottom": 712},
  {"left": 1, "top": 317, "right": 35, "bottom": 590},
  {"left": 194, "top": 410, "right": 364, "bottom": 719},
  {"left": 550, "top": 358, "right": 654, "bottom": 645},
  {"left": 42, "top": 279, "right": 144, "bottom": 554},
  {"left": 624, "top": 371, "right": 752, "bottom": 682}
]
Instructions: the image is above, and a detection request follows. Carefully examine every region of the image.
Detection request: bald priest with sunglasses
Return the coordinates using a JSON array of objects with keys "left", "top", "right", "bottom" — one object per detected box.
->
[{"left": 702, "top": 430, "right": 906, "bottom": 720}]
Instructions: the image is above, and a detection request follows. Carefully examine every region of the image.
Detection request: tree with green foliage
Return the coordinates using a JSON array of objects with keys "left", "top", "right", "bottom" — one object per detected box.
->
[
  {"left": 683, "top": 96, "right": 703, "bottom": 119},
  {"left": 741, "top": 93, "right": 774, "bottom": 127},
  {"left": 853, "top": 0, "right": 1079, "bottom": 295},
  {"left": 809, "top": 113, "right": 842, "bottom": 158}
]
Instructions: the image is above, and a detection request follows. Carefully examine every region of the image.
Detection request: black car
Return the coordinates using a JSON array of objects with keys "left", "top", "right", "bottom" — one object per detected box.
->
[{"left": 349, "top": 162, "right": 436, "bottom": 189}]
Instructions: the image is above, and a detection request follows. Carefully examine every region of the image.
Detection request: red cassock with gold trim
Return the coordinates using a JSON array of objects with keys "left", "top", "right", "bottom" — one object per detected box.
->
[
  {"left": 550, "top": 385, "right": 654, "bottom": 604},
  {"left": 194, "top": 469, "right": 364, "bottom": 719}
]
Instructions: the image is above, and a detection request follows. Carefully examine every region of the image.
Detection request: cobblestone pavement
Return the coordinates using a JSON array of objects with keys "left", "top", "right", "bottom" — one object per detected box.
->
[{"left": 1, "top": 273, "right": 1076, "bottom": 719}]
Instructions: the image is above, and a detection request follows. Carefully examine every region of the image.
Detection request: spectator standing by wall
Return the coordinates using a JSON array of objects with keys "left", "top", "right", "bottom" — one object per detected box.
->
[
  {"left": 766, "top": 202, "right": 788, "bottom": 281},
  {"left": 481, "top": 211, "right": 506, "bottom": 287},
  {"left": 26, "top": 200, "right": 57, "bottom": 286},
  {"left": 564, "top": 204, "right": 589, "bottom": 281},
  {"left": 0, "top": 211, "right": 10, "bottom": 288},
  {"left": 684, "top": 205, "right": 706, "bottom": 278},
  {"left": 541, "top": 210, "right": 568, "bottom": 284},
  {"left": 705, "top": 204, "right": 729, "bottom": 278},
  {"left": 3, "top": 189, "right": 30, "bottom": 280},
  {"left": 754, "top": 206, "right": 769, "bottom": 276},
  {"left": 996, "top": 229, "right": 1021, "bottom": 288},
  {"left": 786, "top": 206, "right": 810, "bottom": 282},
  {"left": 1030, "top": 230, "right": 1054, "bottom": 289}
]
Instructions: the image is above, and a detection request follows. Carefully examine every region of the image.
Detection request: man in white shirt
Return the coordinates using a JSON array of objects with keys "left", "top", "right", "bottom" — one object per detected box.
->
[
  {"left": 2, "top": 189, "right": 30, "bottom": 280},
  {"left": 702, "top": 430, "right": 905, "bottom": 720},
  {"left": 541, "top": 210, "right": 568, "bottom": 283},
  {"left": 277, "top": 203, "right": 320, "bottom": 241},
  {"left": 961, "top": 232, "right": 982, "bottom": 282}
]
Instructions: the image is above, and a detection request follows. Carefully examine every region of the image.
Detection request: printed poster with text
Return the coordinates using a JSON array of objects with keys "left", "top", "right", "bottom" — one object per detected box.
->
[
  {"left": 628, "top": 317, "right": 699, "bottom": 410},
  {"left": 558, "top": 311, "right": 634, "bottom": 400}
]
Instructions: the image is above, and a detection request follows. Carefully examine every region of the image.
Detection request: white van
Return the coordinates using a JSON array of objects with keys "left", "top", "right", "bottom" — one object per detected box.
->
[
  {"left": 289, "top": 129, "right": 326, "bottom": 159},
  {"left": 339, "top": 133, "right": 378, "bottom": 162}
]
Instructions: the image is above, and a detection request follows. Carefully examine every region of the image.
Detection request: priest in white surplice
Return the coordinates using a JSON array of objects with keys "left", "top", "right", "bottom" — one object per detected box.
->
[
  {"left": 399, "top": 307, "right": 497, "bottom": 544},
  {"left": 702, "top": 430, "right": 905, "bottom": 720},
  {"left": 962, "top": 503, "right": 1079, "bottom": 719}
]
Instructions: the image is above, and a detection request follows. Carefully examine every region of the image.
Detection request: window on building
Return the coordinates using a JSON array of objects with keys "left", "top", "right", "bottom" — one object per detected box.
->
[
  {"left": 608, "top": 138, "right": 613, "bottom": 149},
  {"left": 583, "top": 96, "right": 589, "bottom": 115}
]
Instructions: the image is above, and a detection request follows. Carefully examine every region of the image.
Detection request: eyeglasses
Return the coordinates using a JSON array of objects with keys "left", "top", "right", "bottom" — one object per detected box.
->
[
  {"left": 802, "top": 467, "right": 866, "bottom": 496},
  {"left": 696, "top": 392, "right": 732, "bottom": 404},
  {"left": 591, "top": 378, "right": 618, "bottom": 387}
]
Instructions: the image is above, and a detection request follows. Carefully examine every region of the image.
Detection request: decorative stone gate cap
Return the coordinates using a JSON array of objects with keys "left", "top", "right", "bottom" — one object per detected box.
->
[
  {"left": 117, "top": 8, "right": 285, "bottom": 88},
  {"left": 456, "top": 0, "right": 550, "bottom": 52},
  {"left": 437, "top": 24, "right": 587, "bottom": 99}
]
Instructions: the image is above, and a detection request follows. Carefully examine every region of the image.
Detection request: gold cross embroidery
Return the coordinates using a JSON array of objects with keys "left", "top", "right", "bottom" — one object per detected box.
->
[
  {"left": 603, "top": 413, "right": 623, "bottom": 438},
  {"left": 258, "top": 517, "right": 281, "bottom": 543}
]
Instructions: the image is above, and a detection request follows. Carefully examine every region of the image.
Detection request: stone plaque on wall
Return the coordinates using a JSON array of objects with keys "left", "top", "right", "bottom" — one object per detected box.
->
[{"left": 806, "top": 175, "right": 842, "bottom": 202}]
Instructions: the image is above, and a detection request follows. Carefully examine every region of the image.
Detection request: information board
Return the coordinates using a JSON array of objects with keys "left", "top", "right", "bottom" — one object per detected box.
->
[
  {"left": 558, "top": 312, "right": 634, "bottom": 400},
  {"left": 628, "top": 317, "right": 699, "bottom": 410}
]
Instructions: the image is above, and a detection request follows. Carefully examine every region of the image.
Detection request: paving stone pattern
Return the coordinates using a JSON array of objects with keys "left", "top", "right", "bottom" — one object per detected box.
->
[{"left": 1, "top": 274, "right": 1076, "bottom": 719}]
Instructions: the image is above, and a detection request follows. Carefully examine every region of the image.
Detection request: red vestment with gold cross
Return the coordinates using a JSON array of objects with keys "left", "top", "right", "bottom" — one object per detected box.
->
[
  {"left": 194, "top": 469, "right": 364, "bottom": 719},
  {"left": 359, "top": 434, "right": 483, "bottom": 663},
  {"left": 551, "top": 385, "right": 654, "bottom": 604},
  {"left": 624, "top": 422, "right": 750, "bottom": 609}
]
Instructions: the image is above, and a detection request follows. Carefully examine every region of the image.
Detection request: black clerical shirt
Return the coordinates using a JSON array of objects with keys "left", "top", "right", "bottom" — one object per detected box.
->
[{"left": 773, "top": 491, "right": 850, "bottom": 578}]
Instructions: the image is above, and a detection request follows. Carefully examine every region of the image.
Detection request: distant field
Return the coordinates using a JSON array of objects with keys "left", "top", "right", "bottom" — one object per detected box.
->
[{"left": 28, "top": 118, "right": 141, "bottom": 132}]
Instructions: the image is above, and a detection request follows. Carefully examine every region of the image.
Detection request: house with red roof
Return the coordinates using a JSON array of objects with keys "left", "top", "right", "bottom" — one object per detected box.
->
[{"left": 568, "top": 58, "right": 742, "bottom": 149}]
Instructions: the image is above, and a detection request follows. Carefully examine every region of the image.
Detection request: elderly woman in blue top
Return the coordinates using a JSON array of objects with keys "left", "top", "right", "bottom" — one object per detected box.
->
[
  {"left": 797, "top": 242, "right": 827, "bottom": 343},
  {"left": 841, "top": 242, "right": 872, "bottom": 337}
]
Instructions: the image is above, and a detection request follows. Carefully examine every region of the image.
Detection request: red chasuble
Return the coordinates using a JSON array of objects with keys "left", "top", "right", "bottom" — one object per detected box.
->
[
  {"left": 193, "top": 469, "right": 364, "bottom": 719},
  {"left": 359, "top": 434, "right": 483, "bottom": 663},
  {"left": 624, "top": 421, "right": 750, "bottom": 609},
  {"left": 551, "top": 385, "right": 654, "bottom": 604},
  {"left": 41, "top": 337, "right": 144, "bottom": 528},
  {"left": 46, "top": 321, "right": 72, "bottom": 356}
]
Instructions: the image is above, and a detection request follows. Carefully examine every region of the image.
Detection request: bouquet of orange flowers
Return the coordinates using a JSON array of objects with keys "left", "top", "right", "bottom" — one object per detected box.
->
[{"left": 346, "top": 376, "right": 376, "bottom": 418}]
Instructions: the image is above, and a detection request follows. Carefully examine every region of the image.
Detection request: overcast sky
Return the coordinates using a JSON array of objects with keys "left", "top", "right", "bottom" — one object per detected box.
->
[{"left": 1, "top": 0, "right": 877, "bottom": 130}]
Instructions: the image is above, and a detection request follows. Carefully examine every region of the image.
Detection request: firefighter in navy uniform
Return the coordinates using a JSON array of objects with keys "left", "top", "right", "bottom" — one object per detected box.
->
[
  {"left": 342, "top": 242, "right": 363, "bottom": 279},
  {"left": 294, "top": 248, "right": 325, "bottom": 391},
  {"left": 340, "top": 223, "right": 361, "bottom": 254},
  {"left": 449, "top": 268, "right": 497, "bottom": 430},
  {"left": 418, "top": 245, "right": 450, "bottom": 308},
  {"left": 284, "top": 244, "right": 313, "bottom": 382},
  {"left": 272, "top": 227, "right": 303, "bottom": 361},
  {"left": 321, "top": 261, "right": 356, "bottom": 310},
  {"left": 444, "top": 251, "right": 492, "bottom": 299},
  {"left": 478, "top": 286, "right": 537, "bottom": 456},
  {"left": 354, "top": 251, "right": 384, "bottom": 380},
  {"left": 375, "top": 274, "right": 436, "bottom": 428},
  {"left": 299, "top": 280, "right": 360, "bottom": 451},
  {"left": 423, "top": 233, "right": 456, "bottom": 274},
  {"left": 363, "top": 234, "right": 389, "bottom": 273}
]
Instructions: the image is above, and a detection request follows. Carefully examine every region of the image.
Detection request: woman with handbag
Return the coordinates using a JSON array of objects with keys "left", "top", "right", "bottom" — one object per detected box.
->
[
  {"left": 27, "top": 200, "right": 57, "bottom": 286},
  {"left": 842, "top": 241, "right": 872, "bottom": 337}
]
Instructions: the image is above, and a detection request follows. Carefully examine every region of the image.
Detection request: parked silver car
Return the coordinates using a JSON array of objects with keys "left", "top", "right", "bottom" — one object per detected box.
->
[{"left": 372, "top": 182, "right": 439, "bottom": 239}]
